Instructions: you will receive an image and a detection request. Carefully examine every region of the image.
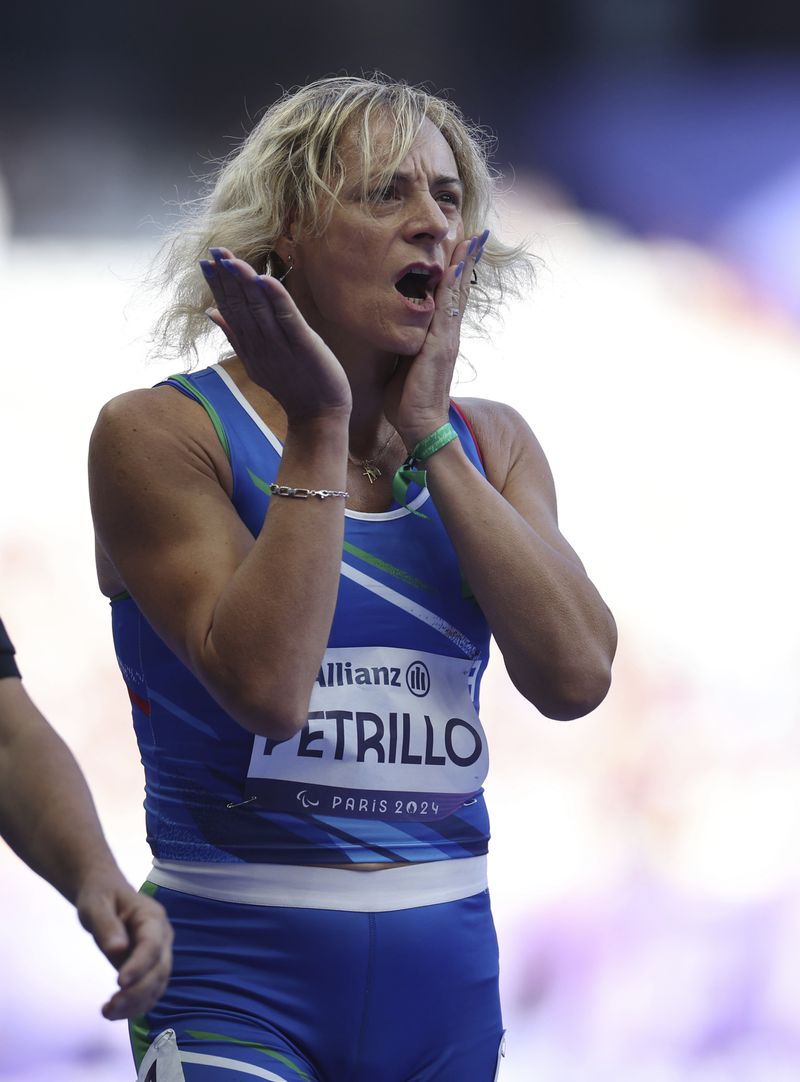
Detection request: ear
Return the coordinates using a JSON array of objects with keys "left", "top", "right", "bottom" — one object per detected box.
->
[
  {"left": 272, "top": 239, "right": 292, "bottom": 265},
  {"left": 272, "top": 227, "right": 298, "bottom": 268}
]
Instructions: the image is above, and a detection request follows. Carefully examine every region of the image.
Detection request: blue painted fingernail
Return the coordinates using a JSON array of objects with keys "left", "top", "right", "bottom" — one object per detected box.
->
[
  {"left": 467, "top": 236, "right": 479, "bottom": 257},
  {"left": 209, "top": 247, "right": 226, "bottom": 261},
  {"left": 199, "top": 259, "right": 216, "bottom": 279},
  {"left": 480, "top": 228, "right": 491, "bottom": 244},
  {"left": 455, "top": 261, "right": 465, "bottom": 279},
  {"left": 220, "top": 258, "right": 240, "bottom": 276}
]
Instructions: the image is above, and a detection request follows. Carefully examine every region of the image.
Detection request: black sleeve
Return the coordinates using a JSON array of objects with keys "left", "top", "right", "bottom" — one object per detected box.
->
[{"left": 0, "top": 617, "right": 21, "bottom": 679}]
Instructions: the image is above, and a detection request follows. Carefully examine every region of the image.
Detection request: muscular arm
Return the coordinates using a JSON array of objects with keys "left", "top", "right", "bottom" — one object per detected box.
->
[
  {"left": 0, "top": 675, "right": 172, "bottom": 1018},
  {"left": 426, "top": 399, "right": 616, "bottom": 720},
  {"left": 89, "top": 386, "right": 350, "bottom": 738}
]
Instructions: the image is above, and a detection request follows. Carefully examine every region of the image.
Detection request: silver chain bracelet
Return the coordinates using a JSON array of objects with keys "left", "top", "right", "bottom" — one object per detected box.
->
[{"left": 268, "top": 483, "right": 349, "bottom": 500}]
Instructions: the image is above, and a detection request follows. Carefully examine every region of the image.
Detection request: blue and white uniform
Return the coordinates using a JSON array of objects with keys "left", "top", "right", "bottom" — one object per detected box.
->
[{"left": 116, "top": 364, "right": 505, "bottom": 1080}]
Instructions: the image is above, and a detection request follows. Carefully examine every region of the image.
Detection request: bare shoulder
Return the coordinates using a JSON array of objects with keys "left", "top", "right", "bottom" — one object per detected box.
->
[
  {"left": 451, "top": 396, "right": 554, "bottom": 498},
  {"left": 89, "top": 383, "right": 241, "bottom": 601},
  {"left": 91, "top": 383, "right": 212, "bottom": 447},
  {"left": 89, "top": 383, "right": 231, "bottom": 493}
]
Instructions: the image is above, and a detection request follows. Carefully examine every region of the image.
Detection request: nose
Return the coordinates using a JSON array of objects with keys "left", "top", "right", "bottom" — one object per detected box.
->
[{"left": 404, "top": 190, "right": 450, "bottom": 245}]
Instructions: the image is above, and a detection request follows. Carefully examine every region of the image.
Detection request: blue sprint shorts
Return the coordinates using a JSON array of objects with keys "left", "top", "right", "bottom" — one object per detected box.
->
[{"left": 132, "top": 883, "right": 505, "bottom": 1081}]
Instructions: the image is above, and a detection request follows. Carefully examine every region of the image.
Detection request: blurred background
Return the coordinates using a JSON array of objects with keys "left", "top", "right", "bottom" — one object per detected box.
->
[{"left": 1, "top": 2, "right": 799, "bottom": 1079}]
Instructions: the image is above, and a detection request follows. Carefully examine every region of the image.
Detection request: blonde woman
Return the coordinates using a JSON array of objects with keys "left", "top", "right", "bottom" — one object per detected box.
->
[{"left": 90, "top": 75, "right": 616, "bottom": 1081}]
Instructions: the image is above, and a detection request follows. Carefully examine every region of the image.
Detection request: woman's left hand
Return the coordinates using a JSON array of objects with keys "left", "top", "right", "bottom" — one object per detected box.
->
[{"left": 384, "top": 230, "right": 488, "bottom": 451}]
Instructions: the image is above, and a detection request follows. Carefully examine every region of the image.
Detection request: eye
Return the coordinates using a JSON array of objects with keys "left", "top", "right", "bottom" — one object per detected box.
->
[
  {"left": 368, "top": 185, "right": 398, "bottom": 203},
  {"left": 436, "top": 190, "right": 462, "bottom": 208}
]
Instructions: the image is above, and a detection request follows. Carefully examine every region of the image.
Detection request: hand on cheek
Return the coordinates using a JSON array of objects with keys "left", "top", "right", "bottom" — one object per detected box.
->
[
  {"left": 432, "top": 228, "right": 490, "bottom": 330},
  {"left": 387, "top": 230, "right": 491, "bottom": 448}
]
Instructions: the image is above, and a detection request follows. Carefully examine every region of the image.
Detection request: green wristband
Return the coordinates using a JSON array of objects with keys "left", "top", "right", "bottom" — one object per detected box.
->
[
  {"left": 392, "top": 422, "right": 459, "bottom": 516},
  {"left": 410, "top": 422, "right": 459, "bottom": 463}
]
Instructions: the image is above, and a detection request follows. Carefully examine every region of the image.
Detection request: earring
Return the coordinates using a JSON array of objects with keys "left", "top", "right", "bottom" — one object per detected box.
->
[{"left": 277, "top": 254, "right": 294, "bottom": 283}]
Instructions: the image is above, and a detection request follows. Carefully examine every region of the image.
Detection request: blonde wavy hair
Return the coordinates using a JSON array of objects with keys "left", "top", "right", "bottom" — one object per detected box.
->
[{"left": 150, "top": 74, "right": 532, "bottom": 364}]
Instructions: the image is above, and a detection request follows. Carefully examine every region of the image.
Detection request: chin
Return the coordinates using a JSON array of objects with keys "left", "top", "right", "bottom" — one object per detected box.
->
[
  {"left": 383, "top": 324, "right": 430, "bottom": 357},
  {"left": 394, "top": 340, "right": 425, "bottom": 357}
]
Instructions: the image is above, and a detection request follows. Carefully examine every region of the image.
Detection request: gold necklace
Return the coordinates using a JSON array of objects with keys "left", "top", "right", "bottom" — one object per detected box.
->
[{"left": 347, "top": 427, "right": 397, "bottom": 485}]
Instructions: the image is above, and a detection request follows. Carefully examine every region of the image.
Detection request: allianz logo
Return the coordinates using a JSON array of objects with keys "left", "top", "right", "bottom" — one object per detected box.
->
[{"left": 316, "top": 659, "right": 431, "bottom": 697}]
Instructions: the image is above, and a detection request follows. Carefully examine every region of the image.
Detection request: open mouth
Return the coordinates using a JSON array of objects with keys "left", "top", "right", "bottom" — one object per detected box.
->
[{"left": 395, "top": 267, "right": 435, "bottom": 306}]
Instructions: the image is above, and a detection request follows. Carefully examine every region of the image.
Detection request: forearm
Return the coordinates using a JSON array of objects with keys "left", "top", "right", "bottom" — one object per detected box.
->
[
  {"left": 200, "top": 414, "right": 350, "bottom": 736},
  {"left": 426, "top": 441, "right": 616, "bottom": 718},
  {"left": 0, "top": 681, "right": 123, "bottom": 903}
]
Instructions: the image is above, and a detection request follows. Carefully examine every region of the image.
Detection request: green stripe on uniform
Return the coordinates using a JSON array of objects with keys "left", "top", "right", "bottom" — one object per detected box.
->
[
  {"left": 247, "top": 468, "right": 273, "bottom": 497},
  {"left": 186, "top": 1031, "right": 313, "bottom": 1080},
  {"left": 343, "top": 540, "right": 433, "bottom": 593},
  {"left": 129, "top": 1016, "right": 151, "bottom": 1070},
  {"left": 248, "top": 468, "right": 434, "bottom": 594},
  {"left": 169, "top": 374, "right": 231, "bottom": 460}
]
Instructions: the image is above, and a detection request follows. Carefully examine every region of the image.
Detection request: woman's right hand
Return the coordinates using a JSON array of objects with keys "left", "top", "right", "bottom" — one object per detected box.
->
[{"left": 201, "top": 247, "right": 352, "bottom": 425}]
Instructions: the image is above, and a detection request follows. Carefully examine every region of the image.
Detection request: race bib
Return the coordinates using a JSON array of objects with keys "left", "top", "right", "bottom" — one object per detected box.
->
[{"left": 245, "top": 647, "right": 487, "bottom": 821}]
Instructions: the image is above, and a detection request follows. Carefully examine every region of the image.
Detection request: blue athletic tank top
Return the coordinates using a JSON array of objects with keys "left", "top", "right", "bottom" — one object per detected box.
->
[{"left": 111, "top": 363, "right": 493, "bottom": 865}]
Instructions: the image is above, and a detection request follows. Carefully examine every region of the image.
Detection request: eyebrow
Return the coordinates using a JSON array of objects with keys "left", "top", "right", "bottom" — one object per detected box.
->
[{"left": 390, "top": 171, "right": 464, "bottom": 191}]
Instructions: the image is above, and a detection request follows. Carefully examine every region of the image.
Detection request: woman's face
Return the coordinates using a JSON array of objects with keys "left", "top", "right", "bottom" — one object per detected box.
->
[{"left": 286, "top": 117, "right": 466, "bottom": 363}]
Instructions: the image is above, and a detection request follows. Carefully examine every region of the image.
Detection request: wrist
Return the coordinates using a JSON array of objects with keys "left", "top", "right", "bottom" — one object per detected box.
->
[
  {"left": 69, "top": 854, "right": 126, "bottom": 907},
  {"left": 392, "top": 422, "right": 460, "bottom": 516},
  {"left": 278, "top": 412, "right": 350, "bottom": 493},
  {"left": 399, "top": 417, "right": 450, "bottom": 452},
  {"left": 408, "top": 422, "right": 459, "bottom": 463},
  {"left": 284, "top": 410, "right": 352, "bottom": 459},
  {"left": 285, "top": 405, "right": 351, "bottom": 438},
  {"left": 74, "top": 850, "right": 125, "bottom": 886}
]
